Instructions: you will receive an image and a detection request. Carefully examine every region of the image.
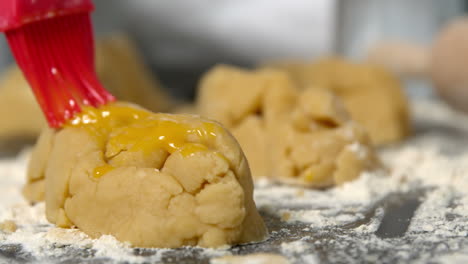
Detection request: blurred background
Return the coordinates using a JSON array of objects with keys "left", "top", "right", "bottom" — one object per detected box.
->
[{"left": 0, "top": 0, "right": 466, "bottom": 99}]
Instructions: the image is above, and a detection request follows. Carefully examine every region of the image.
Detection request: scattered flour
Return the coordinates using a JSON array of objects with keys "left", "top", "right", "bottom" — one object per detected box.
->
[
  {"left": 211, "top": 253, "right": 290, "bottom": 264},
  {"left": 280, "top": 239, "right": 318, "bottom": 264},
  {"left": 347, "top": 142, "right": 368, "bottom": 160},
  {"left": 255, "top": 170, "right": 395, "bottom": 229},
  {"left": 433, "top": 253, "right": 468, "bottom": 264}
]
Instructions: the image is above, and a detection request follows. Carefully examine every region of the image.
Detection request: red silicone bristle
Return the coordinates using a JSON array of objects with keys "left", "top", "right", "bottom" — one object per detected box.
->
[{"left": 5, "top": 13, "right": 115, "bottom": 128}]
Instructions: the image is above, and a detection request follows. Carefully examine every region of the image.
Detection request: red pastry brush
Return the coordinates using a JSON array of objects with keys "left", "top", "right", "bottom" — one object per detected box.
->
[{"left": 0, "top": 0, "right": 115, "bottom": 128}]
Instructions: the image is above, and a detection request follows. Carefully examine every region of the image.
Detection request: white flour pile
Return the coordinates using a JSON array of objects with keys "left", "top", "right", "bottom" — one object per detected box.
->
[{"left": 1, "top": 99, "right": 468, "bottom": 264}]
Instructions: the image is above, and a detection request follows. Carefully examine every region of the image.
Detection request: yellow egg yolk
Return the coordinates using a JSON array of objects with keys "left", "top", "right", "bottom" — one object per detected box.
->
[
  {"left": 65, "top": 102, "right": 223, "bottom": 178},
  {"left": 92, "top": 165, "right": 115, "bottom": 178}
]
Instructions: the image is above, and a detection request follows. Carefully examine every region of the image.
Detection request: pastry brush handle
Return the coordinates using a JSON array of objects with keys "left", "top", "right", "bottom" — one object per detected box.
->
[{"left": 0, "top": 0, "right": 94, "bottom": 31}]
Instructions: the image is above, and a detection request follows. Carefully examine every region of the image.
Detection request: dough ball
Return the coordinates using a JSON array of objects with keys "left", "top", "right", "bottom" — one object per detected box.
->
[
  {"left": 267, "top": 58, "right": 410, "bottom": 145},
  {"left": 24, "top": 104, "right": 267, "bottom": 248},
  {"left": 0, "top": 34, "right": 172, "bottom": 141},
  {"left": 197, "top": 65, "right": 296, "bottom": 178},
  {"left": 23, "top": 128, "right": 54, "bottom": 203},
  {"left": 0, "top": 67, "right": 45, "bottom": 141},
  {"left": 196, "top": 65, "right": 381, "bottom": 187},
  {"left": 271, "top": 88, "right": 381, "bottom": 187},
  {"left": 431, "top": 17, "right": 468, "bottom": 113}
]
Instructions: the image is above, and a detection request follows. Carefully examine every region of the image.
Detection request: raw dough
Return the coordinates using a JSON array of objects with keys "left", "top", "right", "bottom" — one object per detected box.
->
[
  {"left": 24, "top": 103, "right": 267, "bottom": 248},
  {"left": 270, "top": 88, "right": 381, "bottom": 187},
  {"left": 0, "top": 34, "right": 172, "bottom": 141},
  {"left": 267, "top": 58, "right": 410, "bottom": 145},
  {"left": 0, "top": 67, "right": 45, "bottom": 142},
  {"left": 197, "top": 65, "right": 296, "bottom": 178},
  {"left": 197, "top": 65, "right": 381, "bottom": 187}
]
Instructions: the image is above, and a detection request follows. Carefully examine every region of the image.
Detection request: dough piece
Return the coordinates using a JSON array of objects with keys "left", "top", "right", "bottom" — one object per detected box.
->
[
  {"left": 23, "top": 128, "right": 54, "bottom": 203},
  {"left": 211, "top": 253, "right": 290, "bottom": 264},
  {"left": 197, "top": 65, "right": 380, "bottom": 187},
  {"left": 197, "top": 65, "right": 296, "bottom": 178},
  {"left": 267, "top": 58, "right": 410, "bottom": 145},
  {"left": 271, "top": 88, "right": 381, "bottom": 187},
  {"left": 0, "top": 34, "right": 172, "bottom": 141},
  {"left": 24, "top": 103, "right": 267, "bottom": 248},
  {"left": 0, "top": 67, "right": 45, "bottom": 141}
]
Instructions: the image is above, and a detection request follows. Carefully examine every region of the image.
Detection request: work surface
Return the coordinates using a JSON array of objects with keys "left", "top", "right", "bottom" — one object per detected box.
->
[{"left": 0, "top": 99, "right": 468, "bottom": 264}]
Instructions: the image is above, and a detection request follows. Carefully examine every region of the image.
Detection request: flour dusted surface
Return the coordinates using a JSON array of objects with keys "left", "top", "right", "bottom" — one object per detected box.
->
[{"left": 1, "top": 99, "right": 468, "bottom": 263}]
